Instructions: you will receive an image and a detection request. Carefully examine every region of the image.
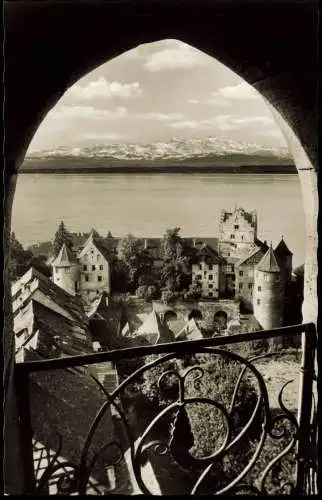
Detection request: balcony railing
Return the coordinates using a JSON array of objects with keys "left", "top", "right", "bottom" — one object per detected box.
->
[{"left": 14, "top": 323, "right": 317, "bottom": 495}]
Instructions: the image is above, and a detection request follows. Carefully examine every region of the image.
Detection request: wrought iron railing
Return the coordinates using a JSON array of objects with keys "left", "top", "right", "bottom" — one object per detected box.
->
[{"left": 14, "top": 323, "right": 317, "bottom": 495}]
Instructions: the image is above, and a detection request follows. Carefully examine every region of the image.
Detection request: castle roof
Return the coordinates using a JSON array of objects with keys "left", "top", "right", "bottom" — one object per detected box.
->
[
  {"left": 81, "top": 231, "right": 112, "bottom": 262},
  {"left": 12, "top": 267, "right": 87, "bottom": 323},
  {"left": 15, "top": 299, "right": 92, "bottom": 360},
  {"left": 176, "top": 318, "right": 203, "bottom": 341},
  {"left": 52, "top": 243, "right": 77, "bottom": 267},
  {"left": 274, "top": 237, "right": 293, "bottom": 258},
  {"left": 235, "top": 239, "right": 269, "bottom": 267},
  {"left": 135, "top": 310, "right": 175, "bottom": 345},
  {"left": 192, "top": 242, "right": 223, "bottom": 264},
  {"left": 256, "top": 246, "right": 281, "bottom": 273}
]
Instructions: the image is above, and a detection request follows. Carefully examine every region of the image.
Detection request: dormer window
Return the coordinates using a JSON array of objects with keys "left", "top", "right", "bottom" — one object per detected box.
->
[{"left": 234, "top": 225, "right": 239, "bottom": 230}]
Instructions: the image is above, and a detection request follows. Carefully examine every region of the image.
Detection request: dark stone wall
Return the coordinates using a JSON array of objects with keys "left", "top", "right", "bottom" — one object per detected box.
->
[{"left": 4, "top": 0, "right": 318, "bottom": 492}]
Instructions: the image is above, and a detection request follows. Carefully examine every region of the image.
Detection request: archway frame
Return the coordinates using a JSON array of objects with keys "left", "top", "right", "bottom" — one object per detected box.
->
[{"left": 4, "top": 1, "right": 318, "bottom": 493}]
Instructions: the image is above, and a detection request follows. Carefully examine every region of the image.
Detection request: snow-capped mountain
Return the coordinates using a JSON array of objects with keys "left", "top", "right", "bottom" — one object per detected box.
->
[{"left": 28, "top": 137, "right": 290, "bottom": 161}]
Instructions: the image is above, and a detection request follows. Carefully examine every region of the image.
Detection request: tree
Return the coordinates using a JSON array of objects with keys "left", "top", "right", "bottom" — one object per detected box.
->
[
  {"left": 117, "top": 234, "right": 152, "bottom": 292},
  {"left": 53, "top": 221, "right": 74, "bottom": 257},
  {"left": 160, "top": 228, "right": 191, "bottom": 293},
  {"left": 183, "top": 277, "right": 202, "bottom": 301},
  {"left": 9, "top": 233, "right": 52, "bottom": 282}
]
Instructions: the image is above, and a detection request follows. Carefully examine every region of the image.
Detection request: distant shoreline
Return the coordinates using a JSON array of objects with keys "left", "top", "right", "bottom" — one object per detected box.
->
[{"left": 20, "top": 165, "right": 297, "bottom": 174}]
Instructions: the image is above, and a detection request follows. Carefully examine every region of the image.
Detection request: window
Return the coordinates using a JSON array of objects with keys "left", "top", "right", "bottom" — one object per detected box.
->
[
  {"left": 83, "top": 265, "right": 87, "bottom": 271},
  {"left": 85, "top": 275, "right": 89, "bottom": 282},
  {"left": 209, "top": 265, "right": 213, "bottom": 270},
  {"left": 209, "top": 284, "right": 213, "bottom": 289},
  {"left": 97, "top": 254, "right": 101, "bottom": 262},
  {"left": 204, "top": 271, "right": 207, "bottom": 277},
  {"left": 257, "top": 286, "right": 261, "bottom": 291},
  {"left": 92, "top": 265, "right": 96, "bottom": 271},
  {"left": 99, "top": 264, "right": 103, "bottom": 270},
  {"left": 241, "top": 235, "right": 244, "bottom": 240},
  {"left": 199, "top": 264, "right": 202, "bottom": 270},
  {"left": 257, "top": 299, "right": 261, "bottom": 305},
  {"left": 234, "top": 225, "right": 239, "bottom": 230},
  {"left": 98, "top": 276, "right": 102, "bottom": 282},
  {"left": 239, "top": 270, "right": 244, "bottom": 277},
  {"left": 239, "top": 283, "right": 243, "bottom": 291},
  {"left": 231, "top": 234, "right": 235, "bottom": 239},
  {"left": 209, "top": 292, "right": 213, "bottom": 297},
  {"left": 209, "top": 275, "right": 213, "bottom": 280},
  {"left": 232, "top": 275, "right": 235, "bottom": 281},
  {"left": 197, "top": 274, "right": 202, "bottom": 280},
  {"left": 248, "top": 283, "right": 253, "bottom": 289},
  {"left": 84, "top": 254, "right": 88, "bottom": 262}
]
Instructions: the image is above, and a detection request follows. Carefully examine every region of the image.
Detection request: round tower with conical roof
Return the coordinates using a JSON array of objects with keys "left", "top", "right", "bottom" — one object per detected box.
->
[
  {"left": 253, "top": 245, "right": 285, "bottom": 330},
  {"left": 274, "top": 236, "right": 293, "bottom": 283},
  {"left": 52, "top": 243, "right": 80, "bottom": 296}
]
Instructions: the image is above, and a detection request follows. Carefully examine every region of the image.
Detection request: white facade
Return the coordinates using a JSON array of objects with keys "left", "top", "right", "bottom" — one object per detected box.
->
[
  {"left": 77, "top": 235, "right": 111, "bottom": 305},
  {"left": 192, "top": 261, "right": 220, "bottom": 298}
]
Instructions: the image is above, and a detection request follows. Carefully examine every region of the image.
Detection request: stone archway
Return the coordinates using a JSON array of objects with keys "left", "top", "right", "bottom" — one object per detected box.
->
[
  {"left": 213, "top": 311, "right": 228, "bottom": 332},
  {"left": 4, "top": 1, "right": 318, "bottom": 493},
  {"left": 188, "top": 309, "right": 203, "bottom": 321}
]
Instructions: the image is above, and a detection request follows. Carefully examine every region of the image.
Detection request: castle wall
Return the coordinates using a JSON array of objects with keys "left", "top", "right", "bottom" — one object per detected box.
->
[
  {"left": 253, "top": 270, "right": 284, "bottom": 330},
  {"left": 53, "top": 264, "right": 79, "bottom": 296}
]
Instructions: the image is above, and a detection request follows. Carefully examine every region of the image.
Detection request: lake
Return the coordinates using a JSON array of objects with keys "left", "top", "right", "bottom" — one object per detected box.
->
[{"left": 12, "top": 173, "right": 306, "bottom": 268}]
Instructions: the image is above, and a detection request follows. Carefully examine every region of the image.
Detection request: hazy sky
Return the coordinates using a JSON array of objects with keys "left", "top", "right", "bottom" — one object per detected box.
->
[{"left": 28, "top": 39, "right": 287, "bottom": 152}]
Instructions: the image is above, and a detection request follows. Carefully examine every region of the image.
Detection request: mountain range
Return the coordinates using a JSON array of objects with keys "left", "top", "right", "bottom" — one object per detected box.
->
[
  {"left": 28, "top": 137, "right": 290, "bottom": 161},
  {"left": 23, "top": 137, "right": 295, "bottom": 173}
]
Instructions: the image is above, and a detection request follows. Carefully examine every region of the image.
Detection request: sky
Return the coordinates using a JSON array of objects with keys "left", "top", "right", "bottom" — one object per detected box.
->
[{"left": 28, "top": 39, "right": 288, "bottom": 152}]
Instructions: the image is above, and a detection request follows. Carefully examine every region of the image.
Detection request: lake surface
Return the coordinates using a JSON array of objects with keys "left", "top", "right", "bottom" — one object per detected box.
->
[{"left": 12, "top": 173, "right": 306, "bottom": 268}]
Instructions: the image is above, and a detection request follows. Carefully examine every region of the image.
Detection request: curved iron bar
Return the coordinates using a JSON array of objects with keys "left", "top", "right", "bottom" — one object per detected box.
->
[
  {"left": 36, "top": 433, "right": 63, "bottom": 494},
  {"left": 84, "top": 347, "right": 272, "bottom": 495},
  {"left": 133, "top": 397, "right": 233, "bottom": 494},
  {"left": 191, "top": 419, "right": 268, "bottom": 495},
  {"left": 258, "top": 433, "right": 298, "bottom": 495},
  {"left": 256, "top": 380, "right": 299, "bottom": 495},
  {"left": 32, "top": 343, "right": 311, "bottom": 495}
]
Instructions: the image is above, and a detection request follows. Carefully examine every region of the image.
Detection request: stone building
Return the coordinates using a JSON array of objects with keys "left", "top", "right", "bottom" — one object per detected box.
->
[
  {"left": 253, "top": 246, "right": 285, "bottom": 330},
  {"left": 235, "top": 240, "right": 269, "bottom": 311},
  {"left": 218, "top": 207, "right": 260, "bottom": 296},
  {"left": 52, "top": 230, "right": 111, "bottom": 307},
  {"left": 191, "top": 242, "right": 224, "bottom": 299}
]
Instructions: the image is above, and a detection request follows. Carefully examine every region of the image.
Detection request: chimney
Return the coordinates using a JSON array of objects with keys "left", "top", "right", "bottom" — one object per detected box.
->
[
  {"left": 144, "top": 239, "right": 148, "bottom": 250},
  {"left": 193, "top": 238, "right": 196, "bottom": 247}
]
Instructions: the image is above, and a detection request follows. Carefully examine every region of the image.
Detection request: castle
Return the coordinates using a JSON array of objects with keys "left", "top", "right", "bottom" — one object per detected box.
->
[
  {"left": 51, "top": 231, "right": 111, "bottom": 305},
  {"left": 50, "top": 207, "right": 293, "bottom": 331}
]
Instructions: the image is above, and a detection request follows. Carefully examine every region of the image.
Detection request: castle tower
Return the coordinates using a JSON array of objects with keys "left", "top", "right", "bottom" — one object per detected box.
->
[
  {"left": 218, "top": 207, "right": 258, "bottom": 260},
  {"left": 52, "top": 243, "right": 80, "bottom": 296},
  {"left": 253, "top": 245, "right": 285, "bottom": 330},
  {"left": 274, "top": 236, "right": 293, "bottom": 283}
]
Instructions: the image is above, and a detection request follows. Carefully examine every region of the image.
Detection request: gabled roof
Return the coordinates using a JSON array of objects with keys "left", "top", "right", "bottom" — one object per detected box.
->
[
  {"left": 176, "top": 318, "right": 203, "bottom": 341},
  {"left": 274, "top": 237, "right": 293, "bottom": 258},
  {"left": 236, "top": 240, "right": 269, "bottom": 267},
  {"left": 256, "top": 247, "right": 281, "bottom": 273},
  {"left": 12, "top": 267, "right": 87, "bottom": 324},
  {"left": 135, "top": 310, "right": 175, "bottom": 345},
  {"left": 15, "top": 299, "right": 92, "bottom": 359},
  {"left": 52, "top": 243, "right": 77, "bottom": 267},
  {"left": 80, "top": 231, "right": 112, "bottom": 262}
]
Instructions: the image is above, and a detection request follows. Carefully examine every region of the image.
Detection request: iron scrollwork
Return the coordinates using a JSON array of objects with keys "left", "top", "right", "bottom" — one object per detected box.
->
[{"left": 29, "top": 342, "right": 314, "bottom": 496}]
